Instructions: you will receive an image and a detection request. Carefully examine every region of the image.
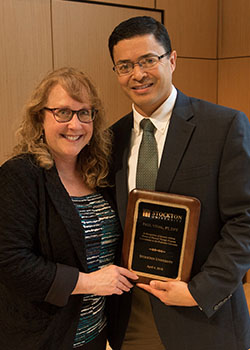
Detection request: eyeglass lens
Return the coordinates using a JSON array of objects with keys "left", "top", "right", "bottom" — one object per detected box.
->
[
  {"left": 54, "top": 108, "right": 94, "bottom": 123},
  {"left": 115, "top": 52, "right": 169, "bottom": 75}
]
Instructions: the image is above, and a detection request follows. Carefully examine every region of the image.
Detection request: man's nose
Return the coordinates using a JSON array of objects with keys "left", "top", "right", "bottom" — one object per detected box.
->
[{"left": 131, "top": 63, "right": 147, "bottom": 80}]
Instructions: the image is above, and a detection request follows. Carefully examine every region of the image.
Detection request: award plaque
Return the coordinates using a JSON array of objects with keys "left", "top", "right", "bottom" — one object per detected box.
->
[{"left": 122, "top": 189, "right": 201, "bottom": 284}]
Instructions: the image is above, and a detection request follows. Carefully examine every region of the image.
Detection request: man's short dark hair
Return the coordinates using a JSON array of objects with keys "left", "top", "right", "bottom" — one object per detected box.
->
[{"left": 108, "top": 16, "right": 172, "bottom": 62}]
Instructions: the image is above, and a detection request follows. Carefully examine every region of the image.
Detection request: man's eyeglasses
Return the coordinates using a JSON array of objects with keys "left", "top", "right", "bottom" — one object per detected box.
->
[
  {"left": 43, "top": 107, "right": 96, "bottom": 123},
  {"left": 113, "top": 52, "right": 170, "bottom": 76}
]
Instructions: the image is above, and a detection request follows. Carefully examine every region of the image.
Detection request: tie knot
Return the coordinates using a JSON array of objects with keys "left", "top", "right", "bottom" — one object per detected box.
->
[{"left": 140, "top": 118, "right": 155, "bottom": 133}]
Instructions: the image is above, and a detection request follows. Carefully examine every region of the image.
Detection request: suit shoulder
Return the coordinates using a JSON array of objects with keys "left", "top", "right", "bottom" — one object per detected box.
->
[
  {"left": 190, "top": 96, "right": 245, "bottom": 118},
  {"left": 111, "top": 112, "right": 133, "bottom": 133}
]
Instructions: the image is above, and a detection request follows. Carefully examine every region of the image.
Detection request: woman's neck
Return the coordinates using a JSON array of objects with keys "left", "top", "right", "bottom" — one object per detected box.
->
[{"left": 55, "top": 159, "right": 95, "bottom": 197}]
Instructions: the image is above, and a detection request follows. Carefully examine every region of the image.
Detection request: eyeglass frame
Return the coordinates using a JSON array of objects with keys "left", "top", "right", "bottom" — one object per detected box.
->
[
  {"left": 43, "top": 107, "right": 97, "bottom": 123},
  {"left": 112, "top": 52, "right": 171, "bottom": 76}
]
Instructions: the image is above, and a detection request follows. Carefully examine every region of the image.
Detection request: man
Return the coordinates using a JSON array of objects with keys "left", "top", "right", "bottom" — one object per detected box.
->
[{"left": 107, "top": 16, "right": 250, "bottom": 350}]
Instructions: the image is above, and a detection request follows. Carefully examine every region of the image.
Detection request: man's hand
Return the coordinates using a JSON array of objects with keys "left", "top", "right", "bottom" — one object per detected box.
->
[{"left": 137, "top": 280, "right": 198, "bottom": 307}]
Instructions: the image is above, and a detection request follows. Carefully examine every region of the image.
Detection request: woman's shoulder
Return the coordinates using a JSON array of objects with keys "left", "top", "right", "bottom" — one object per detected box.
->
[
  {"left": 0, "top": 154, "right": 42, "bottom": 217},
  {"left": 0, "top": 154, "right": 42, "bottom": 182}
]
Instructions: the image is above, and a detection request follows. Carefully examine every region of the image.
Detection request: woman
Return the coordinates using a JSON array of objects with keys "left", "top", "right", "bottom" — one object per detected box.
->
[{"left": 0, "top": 67, "right": 137, "bottom": 350}]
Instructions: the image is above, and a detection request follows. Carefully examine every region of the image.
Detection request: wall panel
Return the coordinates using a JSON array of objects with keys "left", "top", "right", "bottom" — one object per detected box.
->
[
  {"left": 218, "top": 0, "right": 250, "bottom": 58},
  {"left": 173, "top": 58, "right": 217, "bottom": 103},
  {"left": 243, "top": 283, "right": 250, "bottom": 311},
  {"left": 86, "top": 0, "right": 154, "bottom": 8},
  {"left": 52, "top": 0, "right": 162, "bottom": 125},
  {"left": 218, "top": 58, "right": 250, "bottom": 118},
  {"left": 156, "top": 0, "right": 218, "bottom": 59},
  {"left": 0, "top": 0, "right": 52, "bottom": 164}
]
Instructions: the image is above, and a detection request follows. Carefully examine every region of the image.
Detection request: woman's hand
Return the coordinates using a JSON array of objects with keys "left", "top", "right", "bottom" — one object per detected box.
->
[{"left": 72, "top": 265, "right": 138, "bottom": 296}]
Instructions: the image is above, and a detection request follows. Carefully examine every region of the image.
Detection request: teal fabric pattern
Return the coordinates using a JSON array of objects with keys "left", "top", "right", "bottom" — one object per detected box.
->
[{"left": 72, "top": 192, "right": 120, "bottom": 348}]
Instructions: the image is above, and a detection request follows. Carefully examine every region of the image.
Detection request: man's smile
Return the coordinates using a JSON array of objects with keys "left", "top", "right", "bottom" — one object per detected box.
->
[{"left": 132, "top": 83, "right": 153, "bottom": 89}]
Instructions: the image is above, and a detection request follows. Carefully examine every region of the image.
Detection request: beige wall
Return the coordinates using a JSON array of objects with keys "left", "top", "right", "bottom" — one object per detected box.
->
[
  {"left": 218, "top": 0, "right": 250, "bottom": 117},
  {"left": 157, "top": 0, "right": 219, "bottom": 103},
  {"left": 1, "top": 0, "right": 250, "bottom": 282},
  {"left": 52, "top": 0, "right": 161, "bottom": 124},
  {"left": 1, "top": 0, "right": 250, "bottom": 163},
  {"left": 87, "top": 0, "right": 154, "bottom": 7},
  {"left": 0, "top": 0, "right": 52, "bottom": 163},
  {"left": 157, "top": 0, "right": 250, "bottom": 119},
  {"left": 0, "top": 0, "right": 162, "bottom": 164}
]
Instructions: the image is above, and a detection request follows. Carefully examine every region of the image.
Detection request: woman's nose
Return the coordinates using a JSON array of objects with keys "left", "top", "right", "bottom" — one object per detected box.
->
[{"left": 67, "top": 113, "right": 82, "bottom": 128}]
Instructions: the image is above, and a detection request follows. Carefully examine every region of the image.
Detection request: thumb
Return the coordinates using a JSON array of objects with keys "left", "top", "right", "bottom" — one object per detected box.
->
[{"left": 150, "top": 280, "right": 167, "bottom": 290}]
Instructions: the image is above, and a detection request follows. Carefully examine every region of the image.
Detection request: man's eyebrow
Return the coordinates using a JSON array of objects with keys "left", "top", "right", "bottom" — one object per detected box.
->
[
  {"left": 116, "top": 59, "right": 131, "bottom": 64},
  {"left": 116, "top": 53, "right": 156, "bottom": 64}
]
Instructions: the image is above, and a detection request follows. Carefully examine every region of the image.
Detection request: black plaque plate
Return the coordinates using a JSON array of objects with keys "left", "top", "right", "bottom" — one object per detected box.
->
[{"left": 122, "top": 189, "right": 201, "bottom": 283}]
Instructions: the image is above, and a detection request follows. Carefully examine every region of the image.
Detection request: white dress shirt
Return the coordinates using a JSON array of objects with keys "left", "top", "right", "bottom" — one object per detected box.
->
[{"left": 128, "top": 85, "right": 177, "bottom": 193}]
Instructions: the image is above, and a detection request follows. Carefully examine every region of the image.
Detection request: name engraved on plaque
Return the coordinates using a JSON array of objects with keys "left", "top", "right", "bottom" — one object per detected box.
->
[{"left": 129, "top": 200, "right": 189, "bottom": 280}]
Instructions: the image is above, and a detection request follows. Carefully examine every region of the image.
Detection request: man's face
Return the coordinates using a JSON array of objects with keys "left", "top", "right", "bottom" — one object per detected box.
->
[{"left": 113, "top": 34, "right": 177, "bottom": 117}]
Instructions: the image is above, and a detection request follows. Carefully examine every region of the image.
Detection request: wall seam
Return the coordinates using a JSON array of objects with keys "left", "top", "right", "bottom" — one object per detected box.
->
[
  {"left": 50, "top": 0, "right": 55, "bottom": 70},
  {"left": 216, "top": 0, "right": 222, "bottom": 104},
  {"left": 63, "top": 0, "right": 160, "bottom": 13}
]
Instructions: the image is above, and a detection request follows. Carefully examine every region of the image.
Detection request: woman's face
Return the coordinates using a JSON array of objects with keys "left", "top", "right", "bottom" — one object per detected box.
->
[{"left": 43, "top": 83, "right": 93, "bottom": 166}]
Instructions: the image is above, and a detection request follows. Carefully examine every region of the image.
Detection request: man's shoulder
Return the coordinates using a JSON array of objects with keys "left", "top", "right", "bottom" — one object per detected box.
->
[
  {"left": 111, "top": 111, "right": 133, "bottom": 132},
  {"left": 176, "top": 90, "right": 247, "bottom": 126},
  {"left": 183, "top": 93, "right": 242, "bottom": 116},
  {"left": 178, "top": 90, "right": 238, "bottom": 112}
]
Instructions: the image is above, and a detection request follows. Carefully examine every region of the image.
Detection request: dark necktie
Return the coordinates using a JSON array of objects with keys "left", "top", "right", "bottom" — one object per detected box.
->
[{"left": 136, "top": 118, "right": 158, "bottom": 190}]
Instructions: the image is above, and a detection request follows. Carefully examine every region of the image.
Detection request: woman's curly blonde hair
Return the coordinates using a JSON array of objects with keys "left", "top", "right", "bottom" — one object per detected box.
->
[{"left": 13, "top": 67, "right": 112, "bottom": 189}]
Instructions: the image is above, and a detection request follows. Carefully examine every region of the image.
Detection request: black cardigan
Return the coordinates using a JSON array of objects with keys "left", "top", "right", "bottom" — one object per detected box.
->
[{"left": 0, "top": 155, "right": 120, "bottom": 349}]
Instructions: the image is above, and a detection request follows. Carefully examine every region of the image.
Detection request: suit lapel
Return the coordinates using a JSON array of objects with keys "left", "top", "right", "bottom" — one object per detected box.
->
[
  {"left": 114, "top": 92, "right": 195, "bottom": 224},
  {"left": 114, "top": 113, "right": 133, "bottom": 228},
  {"left": 44, "top": 166, "right": 87, "bottom": 270},
  {"left": 156, "top": 91, "right": 196, "bottom": 192}
]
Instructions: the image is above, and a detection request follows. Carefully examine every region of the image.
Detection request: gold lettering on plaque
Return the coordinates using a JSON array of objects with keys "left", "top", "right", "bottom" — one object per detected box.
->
[
  {"left": 139, "top": 232, "right": 178, "bottom": 247},
  {"left": 139, "top": 254, "right": 173, "bottom": 264},
  {"left": 151, "top": 211, "right": 183, "bottom": 222}
]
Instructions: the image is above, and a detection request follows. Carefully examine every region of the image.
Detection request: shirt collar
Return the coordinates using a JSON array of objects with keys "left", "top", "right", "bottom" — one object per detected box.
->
[{"left": 132, "top": 85, "right": 177, "bottom": 135}]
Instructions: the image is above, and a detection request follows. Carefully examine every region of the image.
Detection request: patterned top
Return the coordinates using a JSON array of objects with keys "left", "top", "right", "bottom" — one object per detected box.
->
[{"left": 72, "top": 192, "right": 120, "bottom": 348}]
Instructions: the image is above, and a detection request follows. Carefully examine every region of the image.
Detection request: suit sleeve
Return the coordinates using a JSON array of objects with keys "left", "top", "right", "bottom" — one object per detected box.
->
[
  {"left": 0, "top": 159, "right": 79, "bottom": 307},
  {"left": 188, "top": 111, "right": 250, "bottom": 318}
]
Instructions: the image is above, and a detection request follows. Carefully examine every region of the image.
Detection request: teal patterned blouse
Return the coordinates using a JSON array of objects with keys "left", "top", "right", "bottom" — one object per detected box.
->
[{"left": 72, "top": 192, "right": 120, "bottom": 348}]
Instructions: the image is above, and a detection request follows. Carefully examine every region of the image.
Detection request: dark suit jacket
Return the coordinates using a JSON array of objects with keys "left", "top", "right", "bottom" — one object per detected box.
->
[
  {"left": 0, "top": 154, "right": 119, "bottom": 350},
  {"left": 108, "top": 90, "right": 250, "bottom": 350}
]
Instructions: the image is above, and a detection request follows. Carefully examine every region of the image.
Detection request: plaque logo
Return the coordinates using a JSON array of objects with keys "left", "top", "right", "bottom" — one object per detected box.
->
[
  {"left": 151, "top": 211, "right": 183, "bottom": 222},
  {"left": 142, "top": 209, "right": 151, "bottom": 218}
]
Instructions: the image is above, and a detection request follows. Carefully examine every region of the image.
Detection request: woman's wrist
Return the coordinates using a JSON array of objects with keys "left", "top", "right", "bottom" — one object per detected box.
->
[{"left": 71, "top": 272, "right": 90, "bottom": 295}]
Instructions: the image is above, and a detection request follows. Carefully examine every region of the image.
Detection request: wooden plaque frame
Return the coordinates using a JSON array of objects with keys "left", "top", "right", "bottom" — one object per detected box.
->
[{"left": 122, "top": 189, "right": 201, "bottom": 284}]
